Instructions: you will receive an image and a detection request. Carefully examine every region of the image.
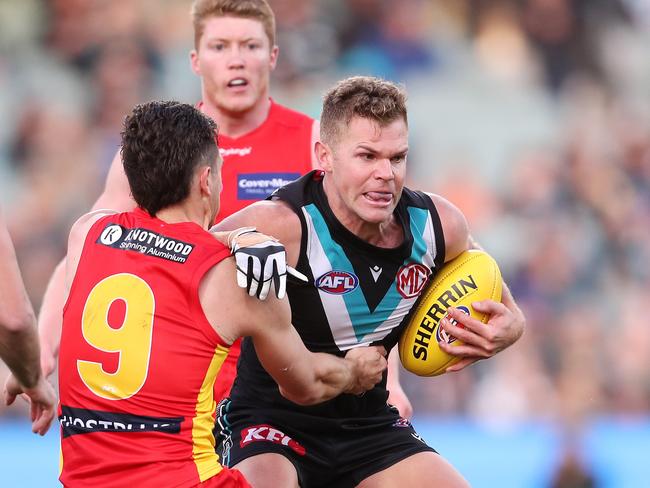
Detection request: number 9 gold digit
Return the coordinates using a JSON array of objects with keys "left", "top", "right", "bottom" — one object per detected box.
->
[{"left": 77, "top": 273, "right": 155, "bottom": 400}]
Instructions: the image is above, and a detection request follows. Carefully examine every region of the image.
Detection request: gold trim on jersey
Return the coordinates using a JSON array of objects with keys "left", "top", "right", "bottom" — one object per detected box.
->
[{"left": 192, "top": 344, "right": 229, "bottom": 481}]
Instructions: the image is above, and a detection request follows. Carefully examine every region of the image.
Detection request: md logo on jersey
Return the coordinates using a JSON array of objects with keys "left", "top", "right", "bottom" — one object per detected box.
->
[
  {"left": 316, "top": 270, "right": 359, "bottom": 295},
  {"left": 237, "top": 172, "right": 300, "bottom": 199},
  {"left": 396, "top": 263, "right": 431, "bottom": 299}
]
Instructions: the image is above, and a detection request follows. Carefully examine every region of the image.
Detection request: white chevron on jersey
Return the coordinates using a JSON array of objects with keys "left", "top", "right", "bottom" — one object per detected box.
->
[{"left": 302, "top": 204, "right": 440, "bottom": 351}]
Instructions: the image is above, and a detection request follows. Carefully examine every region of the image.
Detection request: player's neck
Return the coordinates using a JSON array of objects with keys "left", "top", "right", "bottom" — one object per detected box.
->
[
  {"left": 201, "top": 97, "right": 272, "bottom": 139},
  {"left": 154, "top": 203, "right": 211, "bottom": 230}
]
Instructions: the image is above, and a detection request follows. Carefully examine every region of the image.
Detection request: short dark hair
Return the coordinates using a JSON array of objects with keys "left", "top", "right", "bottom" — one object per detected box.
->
[
  {"left": 320, "top": 76, "right": 408, "bottom": 145},
  {"left": 121, "top": 101, "right": 218, "bottom": 215}
]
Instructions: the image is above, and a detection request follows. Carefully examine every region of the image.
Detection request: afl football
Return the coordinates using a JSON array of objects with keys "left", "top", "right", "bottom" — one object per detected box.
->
[{"left": 398, "top": 250, "right": 502, "bottom": 376}]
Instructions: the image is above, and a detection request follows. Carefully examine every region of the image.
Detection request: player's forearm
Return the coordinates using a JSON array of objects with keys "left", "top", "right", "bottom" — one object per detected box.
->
[
  {"left": 278, "top": 352, "right": 355, "bottom": 406},
  {"left": 0, "top": 319, "right": 42, "bottom": 388},
  {"left": 38, "top": 259, "right": 66, "bottom": 377},
  {"left": 500, "top": 281, "right": 525, "bottom": 343}
]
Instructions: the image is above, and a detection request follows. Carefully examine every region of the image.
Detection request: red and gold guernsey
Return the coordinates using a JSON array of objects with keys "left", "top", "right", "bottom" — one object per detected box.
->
[
  {"left": 58, "top": 208, "right": 238, "bottom": 488},
  {"left": 209, "top": 99, "right": 314, "bottom": 224},
  {"left": 203, "top": 99, "right": 314, "bottom": 402}
]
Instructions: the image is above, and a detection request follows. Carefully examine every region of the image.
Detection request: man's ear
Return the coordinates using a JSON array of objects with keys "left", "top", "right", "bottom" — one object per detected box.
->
[
  {"left": 198, "top": 165, "right": 212, "bottom": 196},
  {"left": 315, "top": 141, "right": 333, "bottom": 172},
  {"left": 190, "top": 49, "right": 201, "bottom": 76},
  {"left": 269, "top": 45, "right": 279, "bottom": 71}
]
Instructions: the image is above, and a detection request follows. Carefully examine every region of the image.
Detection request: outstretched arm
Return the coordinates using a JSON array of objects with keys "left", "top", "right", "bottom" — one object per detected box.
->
[{"left": 0, "top": 208, "right": 56, "bottom": 435}]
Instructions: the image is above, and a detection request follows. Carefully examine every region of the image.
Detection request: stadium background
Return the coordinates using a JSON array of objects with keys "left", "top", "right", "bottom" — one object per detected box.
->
[{"left": 1, "top": 0, "right": 649, "bottom": 486}]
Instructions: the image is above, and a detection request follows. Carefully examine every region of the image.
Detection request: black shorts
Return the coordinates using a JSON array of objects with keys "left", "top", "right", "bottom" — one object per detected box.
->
[{"left": 215, "top": 398, "right": 436, "bottom": 488}]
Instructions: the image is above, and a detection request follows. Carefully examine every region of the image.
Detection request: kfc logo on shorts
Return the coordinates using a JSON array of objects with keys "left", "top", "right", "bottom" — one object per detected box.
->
[
  {"left": 240, "top": 424, "right": 306, "bottom": 456},
  {"left": 396, "top": 263, "right": 431, "bottom": 298}
]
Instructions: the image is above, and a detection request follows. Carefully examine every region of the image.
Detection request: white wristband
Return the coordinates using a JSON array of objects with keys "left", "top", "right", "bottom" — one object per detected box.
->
[{"left": 226, "top": 226, "right": 257, "bottom": 249}]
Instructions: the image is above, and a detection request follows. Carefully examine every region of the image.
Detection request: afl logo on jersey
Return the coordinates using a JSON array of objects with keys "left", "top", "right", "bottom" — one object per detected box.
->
[
  {"left": 316, "top": 271, "right": 359, "bottom": 295},
  {"left": 396, "top": 263, "right": 431, "bottom": 298}
]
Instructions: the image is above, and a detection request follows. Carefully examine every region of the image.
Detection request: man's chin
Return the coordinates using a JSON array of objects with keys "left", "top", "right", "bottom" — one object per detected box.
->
[
  {"left": 358, "top": 208, "right": 394, "bottom": 226},
  {"left": 220, "top": 97, "right": 256, "bottom": 116}
]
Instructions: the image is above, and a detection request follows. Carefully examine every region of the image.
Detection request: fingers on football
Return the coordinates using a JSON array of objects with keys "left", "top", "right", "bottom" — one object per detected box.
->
[
  {"left": 471, "top": 299, "right": 504, "bottom": 315},
  {"left": 445, "top": 307, "right": 483, "bottom": 331},
  {"left": 440, "top": 321, "right": 491, "bottom": 355}
]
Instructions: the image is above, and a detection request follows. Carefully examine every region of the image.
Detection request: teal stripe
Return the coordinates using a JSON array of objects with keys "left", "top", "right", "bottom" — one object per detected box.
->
[
  {"left": 305, "top": 204, "right": 430, "bottom": 343},
  {"left": 407, "top": 206, "right": 429, "bottom": 262}
]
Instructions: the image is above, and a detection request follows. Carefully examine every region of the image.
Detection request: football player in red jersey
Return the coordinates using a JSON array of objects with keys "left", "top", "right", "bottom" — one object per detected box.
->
[
  {"left": 57, "top": 101, "right": 386, "bottom": 487},
  {"left": 0, "top": 206, "right": 56, "bottom": 436},
  {"left": 37, "top": 0, "right": 414, "bottom": 417}
]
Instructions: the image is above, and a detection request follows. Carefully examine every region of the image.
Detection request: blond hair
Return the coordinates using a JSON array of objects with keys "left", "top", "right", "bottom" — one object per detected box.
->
[{"left": 191, "top": 0, "right": 276, "bottom": 49}]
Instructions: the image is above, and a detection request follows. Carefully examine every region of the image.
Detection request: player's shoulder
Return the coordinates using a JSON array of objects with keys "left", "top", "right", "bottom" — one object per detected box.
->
[
  {"left": 66, "top": 209, "right": 119, "bottom": 274},
  {"left": 422, "top": 192, "right": 469, "bottom": 260},
  {"left": 423, "top": 192, "right": 461, "bottom": 217},
  {"left": 71, "top": 209, "right": 118, "bottom": 237},
  {"left": 240, "top": 199, "right": 298, "bottom": 226},
  {"left": 270, "top": 100, "right": 315, "bottom": 128},
  {"left": 215, "top": 199, "right": 298, "bottom": 236}
]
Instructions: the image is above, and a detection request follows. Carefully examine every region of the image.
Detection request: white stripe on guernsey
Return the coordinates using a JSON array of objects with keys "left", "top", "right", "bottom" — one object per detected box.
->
[
  {"left": 303, "top": 209, "right": 358, "bottom": 351},
  {"left": 301, "top": 204, "right": 440, "bottom": 351},
  {"left": 423, "top": 209, "right": 438, "bottom": 268}
]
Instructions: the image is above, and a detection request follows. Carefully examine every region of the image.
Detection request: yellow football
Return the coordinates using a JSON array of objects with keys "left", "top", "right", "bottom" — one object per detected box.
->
[{"left": 398, "top": 250, "right": 503, "bottom": 376}]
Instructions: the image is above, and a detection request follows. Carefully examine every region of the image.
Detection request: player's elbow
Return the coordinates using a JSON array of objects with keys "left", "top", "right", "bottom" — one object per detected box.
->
[
  {"left": 278, "top": 384, "right": 326, "bottom": 406},
  {"left": 1, "top": 308, "right": 36, "bottom": 335}
]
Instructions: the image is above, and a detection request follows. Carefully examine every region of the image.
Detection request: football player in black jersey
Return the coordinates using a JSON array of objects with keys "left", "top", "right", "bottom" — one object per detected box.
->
[{"left": 213, "top": 76, "right": 525, "bottom": 488}]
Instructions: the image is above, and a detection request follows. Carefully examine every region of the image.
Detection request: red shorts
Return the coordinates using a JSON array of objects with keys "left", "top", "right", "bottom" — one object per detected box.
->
[
  {"left": 213, "top": 338, "right": 242, "bottom": 403},
  {"left": 198, "top": 466, "right": 251, "bottom": 487}
]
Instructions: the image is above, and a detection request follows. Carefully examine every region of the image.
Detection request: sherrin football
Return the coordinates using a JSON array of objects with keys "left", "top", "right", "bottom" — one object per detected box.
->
[{"left": 398, "top": 250, "right": 502, "bottom": 377}]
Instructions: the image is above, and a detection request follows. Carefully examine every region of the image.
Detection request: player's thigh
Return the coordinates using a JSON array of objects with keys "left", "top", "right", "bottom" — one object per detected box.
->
[
  {"left": 357, "top": 451, "right": 470, "bottom": 488},
  {"left": 233, "top": 452, "right": 299, "bottom": 488}
]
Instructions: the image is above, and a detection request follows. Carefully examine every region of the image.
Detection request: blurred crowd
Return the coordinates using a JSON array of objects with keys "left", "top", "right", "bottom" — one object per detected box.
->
[{"left": 1, "top": 0, "right": 649, "bottom": 443}]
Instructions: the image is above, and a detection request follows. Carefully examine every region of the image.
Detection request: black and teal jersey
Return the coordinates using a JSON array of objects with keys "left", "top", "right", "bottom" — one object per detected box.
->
[{"left": 230, "top": 171, "right": 446, "bottom": 417}]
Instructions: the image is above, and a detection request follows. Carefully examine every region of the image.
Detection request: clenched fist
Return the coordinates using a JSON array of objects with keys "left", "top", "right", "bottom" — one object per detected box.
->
[{"left": 344, "top": 346, "right": 387, "bottom": 395}]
